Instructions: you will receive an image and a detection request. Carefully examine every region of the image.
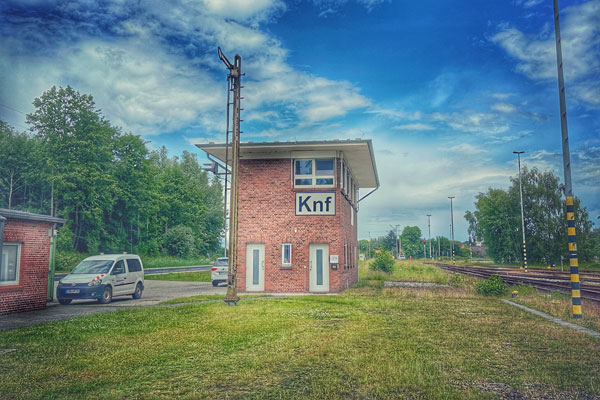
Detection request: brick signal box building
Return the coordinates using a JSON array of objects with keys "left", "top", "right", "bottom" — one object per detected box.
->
[{"left": 196, "top": 140, "right": 379, "bottom": 293}]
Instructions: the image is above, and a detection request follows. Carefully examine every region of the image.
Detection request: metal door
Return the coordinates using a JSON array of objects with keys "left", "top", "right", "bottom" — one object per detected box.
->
[
  {"left": 245, "top": 244, "right": 265, "bottom": 291},
  {"left": 309, "top": 244, "right": 329, "bottom": 292}
]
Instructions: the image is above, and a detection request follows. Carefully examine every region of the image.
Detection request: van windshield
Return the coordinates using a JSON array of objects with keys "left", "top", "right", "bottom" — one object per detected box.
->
[{"left": 70, "top": 260, "right": 114, "bottom": 274}]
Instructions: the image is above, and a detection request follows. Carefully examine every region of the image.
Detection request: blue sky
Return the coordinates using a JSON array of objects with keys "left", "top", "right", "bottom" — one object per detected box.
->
[{"left": 1, "top": 0, "right": 598, "bottom": 241}]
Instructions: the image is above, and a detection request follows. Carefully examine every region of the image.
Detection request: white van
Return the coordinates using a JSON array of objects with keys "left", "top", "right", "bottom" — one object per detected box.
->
[{"left": 57, "top": 254, "right": 144, "bottom": 305}]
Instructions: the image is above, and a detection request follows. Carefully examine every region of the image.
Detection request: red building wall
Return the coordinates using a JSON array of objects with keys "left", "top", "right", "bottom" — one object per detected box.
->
[
  {"left": 0, "top": 219, "right": 52, "bottom": 315},
  {"left": 236, "top": 158, "right": 358, "bottom": 293}
]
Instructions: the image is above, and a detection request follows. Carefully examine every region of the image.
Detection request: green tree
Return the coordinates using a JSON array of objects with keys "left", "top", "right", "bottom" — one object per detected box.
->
[
  {"left": 370, "top": 249, "right": 395, "bottom": 273},
  {"left": 26, "top": 86, "right": 118, "bottom": 253},
  {"left": 469, "top": 167, "right": 595, "bottom": 264},
  {"left": 381, "top": 229, "right": 397, "bottom": 253},
  {"left": 400, "top": 226, "right": 422, "bottom": 258}
]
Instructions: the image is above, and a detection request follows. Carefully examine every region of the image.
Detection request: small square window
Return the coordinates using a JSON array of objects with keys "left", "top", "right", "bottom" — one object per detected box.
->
[
  {"left": 295, "top": 160, "right": 313, "bottom": 175},
  {"left": 0, "top": 243, "right": 21, "bottom": 286},
  {"left": 282, "top": 243, "right": 292, "bottom": 265},
  {"left": 315, "top": 159, "right": 334, "bottom": 176}
]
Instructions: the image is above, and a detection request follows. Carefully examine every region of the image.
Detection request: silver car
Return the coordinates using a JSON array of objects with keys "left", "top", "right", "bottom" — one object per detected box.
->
[{"left": 211, "top": 257, "right": 229, "bottom": 287}]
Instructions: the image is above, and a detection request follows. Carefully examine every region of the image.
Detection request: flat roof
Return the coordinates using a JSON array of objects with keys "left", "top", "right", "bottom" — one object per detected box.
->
[
  {"left": 195, "top": 139, "right": 379, "bottom": 189},
  {"left": 0, "top": 209, "right": 66, "bottom": 225}
]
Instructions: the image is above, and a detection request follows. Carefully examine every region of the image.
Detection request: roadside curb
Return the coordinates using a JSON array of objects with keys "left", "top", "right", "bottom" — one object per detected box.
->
[{"left": 501, "top": 299, "right": 600, "bottom": 339}]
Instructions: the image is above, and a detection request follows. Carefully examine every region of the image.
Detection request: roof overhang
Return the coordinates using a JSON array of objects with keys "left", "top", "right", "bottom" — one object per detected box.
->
[
  {"left": 0, "top": 209, "right": 66, "bottom": 225},
  {"left": 195, "top": 139, "right": 379, "bottom": 189}
]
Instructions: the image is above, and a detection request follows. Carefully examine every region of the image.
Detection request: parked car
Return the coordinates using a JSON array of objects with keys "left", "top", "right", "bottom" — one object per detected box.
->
[
  {"left": 211, "top": 257, "right": 229, "bottom": 287},
  {"left": 56, "top": 254, "right": 144, "bottom": 305}
]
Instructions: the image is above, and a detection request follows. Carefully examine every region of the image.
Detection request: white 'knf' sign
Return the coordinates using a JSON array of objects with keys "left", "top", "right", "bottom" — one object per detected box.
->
[{"left": 295, "top": 192, "right": 336, "bottom": 216}]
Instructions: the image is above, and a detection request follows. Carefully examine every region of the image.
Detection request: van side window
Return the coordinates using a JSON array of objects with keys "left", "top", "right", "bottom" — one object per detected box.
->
[
  {"left": 112, "top": 260, "right": 125, "bottom": 275},
  {"left": 127, "top": 258, "right": 142, "bottom": 272}
]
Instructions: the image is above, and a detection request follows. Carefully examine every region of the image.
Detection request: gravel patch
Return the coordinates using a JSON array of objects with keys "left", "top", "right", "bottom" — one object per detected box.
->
[{"left": 384, "top": 281, "right": 449, "bottom": 288}]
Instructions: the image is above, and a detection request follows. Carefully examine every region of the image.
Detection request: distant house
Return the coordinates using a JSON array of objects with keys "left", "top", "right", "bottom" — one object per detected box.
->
[{"left": 1, "top": 209, "right": 65, "bottom": 315}]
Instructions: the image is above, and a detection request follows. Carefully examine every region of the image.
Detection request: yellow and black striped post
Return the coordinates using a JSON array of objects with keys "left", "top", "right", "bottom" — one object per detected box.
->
[
  {"left": 566, "top": 197, "right": 582, "bottom": 318},
  {"left": 522, "top": 242, "right": 527, "bottom": 272}
]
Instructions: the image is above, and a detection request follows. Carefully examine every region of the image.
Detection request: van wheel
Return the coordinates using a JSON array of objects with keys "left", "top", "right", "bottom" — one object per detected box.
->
[
  {"left": 132, "top": 283, "right": 143, "bottom": 299},
  {"left": 58, "top": 298, "right": 72, "bottom": 305},
  {"left": 212, "top": 281, "right": 219, "bottom": 287},
  {"left": 99, "top": 287, "right": 112, "bottom": 304}
]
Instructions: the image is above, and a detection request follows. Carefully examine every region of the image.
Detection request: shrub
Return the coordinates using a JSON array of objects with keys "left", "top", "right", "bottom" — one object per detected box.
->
[
  {"left": 370, "top": 250, "right": 395, "bottom": 273},
  {"left": 55, "top": 251, "right": 87, "bottom": 272},
  {"left": 163, "top": 225, "right": 196, "bottom": 258},
  {"left": 476, "top": 275, "right": 508, "bottom": 296}
]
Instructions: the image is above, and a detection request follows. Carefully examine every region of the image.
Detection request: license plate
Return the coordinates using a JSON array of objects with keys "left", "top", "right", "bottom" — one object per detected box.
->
[{"left": 66, "top": 289, "right": 80, "bottom": 294}]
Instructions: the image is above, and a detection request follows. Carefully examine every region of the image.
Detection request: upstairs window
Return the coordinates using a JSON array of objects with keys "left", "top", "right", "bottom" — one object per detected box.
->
[{"left": 294, "top": 158, "right": 334, "bottom": 188}]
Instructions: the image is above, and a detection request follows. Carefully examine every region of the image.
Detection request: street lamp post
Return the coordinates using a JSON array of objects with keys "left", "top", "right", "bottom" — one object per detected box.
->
[
  {"left": 426, "top": 214, "right": 432, "bottom": 260},
  {"left": 448, "top": 197, "right": 455, "bottom": 265},
  {"left": 513, "top": 151, "right": 528, "bottom": 272}
]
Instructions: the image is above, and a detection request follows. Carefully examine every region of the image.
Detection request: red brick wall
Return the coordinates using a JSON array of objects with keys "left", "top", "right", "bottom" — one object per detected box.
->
[
  {"left": 236, "top": 158, "right": 358, "bottom": 293},
  {"left": 0, "top": 219, "right": 52, "bottom": 315}
]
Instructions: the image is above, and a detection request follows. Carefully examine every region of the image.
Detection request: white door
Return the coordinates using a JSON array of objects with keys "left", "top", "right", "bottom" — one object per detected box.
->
[
  {"left": 111, "top": 260, "right": 128, "bottom": 295},
  {"left": 246, "top": 244, "right": 265, "bottom": 291},
  {"left": 309, "top": 244, "right": 329, "bottom": 292}
]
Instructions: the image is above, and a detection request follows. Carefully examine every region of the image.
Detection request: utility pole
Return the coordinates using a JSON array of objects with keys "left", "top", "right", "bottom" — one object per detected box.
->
[
  {"left": 553, "top": 0, "right": 581, "bottom": 318},
  {"left": 513, "top": 151, "right": 528, "bottom": 272},
  {"left": 448, "top": 197, "right": 455, "bottom": 265},
  {"left": 438, "top": 236, "right": 441, "bottom": 261},
  {"left": 426, "top": 214, "right": 432, "bottom": 260},
  {"left": 368, "top": 231, "right": 371, "bottom": 259},
  {"left": 218, "top": 47, "right": 242, "bottom": 306}
]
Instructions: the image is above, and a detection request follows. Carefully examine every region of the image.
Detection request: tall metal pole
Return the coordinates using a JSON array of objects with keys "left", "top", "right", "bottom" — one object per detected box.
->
[
  {"left": 553, "top": 0, "right": 581, "bottom": 318},
  {"left": 223, "top": 75, "right": 232, "bottom": 257},
  {"left": 514, "top": 151, "right": 528, "bottom": 272},
  {"left": 219, "top": 48, "right": 242, "bottom": 306},
  {"left": 426, "top": 214, "right": 432, "bottom": 260},
  {"left": 368, "top": 231, "right": 371, "bottom": 259},
  {"left": 449, "top": 197, "right": 455, "bottom": 265},
  {"left": 438, "top": 236, "right": 441, "bottom": 261}
]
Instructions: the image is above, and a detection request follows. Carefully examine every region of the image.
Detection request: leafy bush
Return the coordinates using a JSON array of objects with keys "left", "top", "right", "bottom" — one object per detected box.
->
[
  {"left": 370, "top": 250, "right": 395, "bottom": 273},
  {"left": 163, "top": 225, "right": 196, "bottom": 258},
  {"left": 476, "top": 275, "right": 508, "bottom": 296},
  {"left": 55, "top": 251, "right": 87, "bottom": 272}
]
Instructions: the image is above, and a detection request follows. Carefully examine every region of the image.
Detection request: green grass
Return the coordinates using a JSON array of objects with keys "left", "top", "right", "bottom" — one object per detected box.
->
[
  {"left": 144, "top": 271, "right": 211, "bottom": 282},
  {"left": 160, "top": 294, "right": 272, "bottom": 305},
  {"left": 2, "top": 261, "right": 599, "bottom": 399},
  {"left": 141, "top": 256, "right": 211, "bottom": 269}
]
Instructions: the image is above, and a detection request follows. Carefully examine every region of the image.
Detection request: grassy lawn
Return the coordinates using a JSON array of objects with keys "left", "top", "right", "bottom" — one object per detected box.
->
[
  {"left": 144, "top": 271, "right": 211, "bottom": 282},
  {"left": 1, "top": 262, "right": 599, "bottom": 399},
  {"left": 141, "top": 256, "right": 212, "bottom": 269},
  {"left": 56, "top": 254, "right": 213, "bottom": 272}
]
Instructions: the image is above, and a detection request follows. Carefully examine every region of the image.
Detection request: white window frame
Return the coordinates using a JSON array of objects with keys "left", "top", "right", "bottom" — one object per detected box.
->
[
  {"left": 0, "top": 242, "right": 21, "bottom": 286},
  {"left": 344, "top": 243, "right": 348, "bottom": 268},
  {"left": 294, "top": 158, "right": 335, "bottom": 188},
  {"left": 281, "top": 243, "right": 292, "bottom": 266},
  {"left": 350, "top": 205, "right": 354, "bottom": 226}
]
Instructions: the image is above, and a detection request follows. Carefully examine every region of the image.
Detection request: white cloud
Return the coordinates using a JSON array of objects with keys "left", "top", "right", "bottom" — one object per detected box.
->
[
  {"left": 393, "top": 123, "right": 434, "bottom": 131},
  {"left": 0, "top": 0, "right": 371, "bottom": 136},
  {"left": 491, "top": 0, "right": 600, "bottom": 107},
  {"left": 491, "top": 92, "right": 512, "bottom": 100},
  {"left": 491, "top": 102, "right": 517, "bottom": 113},
  {"left": 431, "top": 111, "right": 510, "bottom": 136}
]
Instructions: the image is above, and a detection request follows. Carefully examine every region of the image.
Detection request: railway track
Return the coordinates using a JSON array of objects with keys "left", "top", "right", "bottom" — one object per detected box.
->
[{"left": 432, "top": 262, "right": 600, "bottom": 303}]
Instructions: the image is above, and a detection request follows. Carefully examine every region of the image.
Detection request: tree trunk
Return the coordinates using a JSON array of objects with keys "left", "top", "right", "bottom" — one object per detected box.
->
[
  {"left": 50, "top": 180, "right": 54, "bottom": 216},
  {"left": 8, "top": 172, "right": 14, "bottom": 209}
]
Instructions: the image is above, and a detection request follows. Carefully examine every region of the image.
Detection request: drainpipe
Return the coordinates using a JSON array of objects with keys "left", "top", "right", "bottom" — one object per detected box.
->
[
  {"left": 0, "top": 215, "right": 5, "bottom": 275},
  {"left": 47, "top": 225, "right": 57, "bottom": 302}
]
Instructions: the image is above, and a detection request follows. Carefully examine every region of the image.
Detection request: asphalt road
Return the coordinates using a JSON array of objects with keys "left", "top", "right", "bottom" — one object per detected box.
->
[
  {"left": 0, "top": 279, "right": 226, "bottom": 332},
  {"left": 54, "top": 265, "right": 211, "bottom": 280}
]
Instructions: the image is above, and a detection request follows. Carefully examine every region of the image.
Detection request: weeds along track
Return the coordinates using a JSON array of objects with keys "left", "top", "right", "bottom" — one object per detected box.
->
[{"left": 431, "top": 263, "right": 600, "bottom": 304}]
